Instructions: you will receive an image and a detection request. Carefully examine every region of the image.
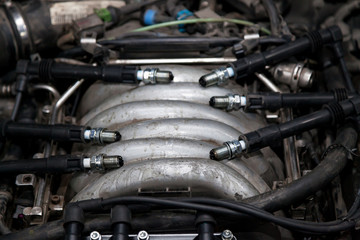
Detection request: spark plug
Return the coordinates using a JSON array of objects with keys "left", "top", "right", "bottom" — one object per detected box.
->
[
  {"left": 137, "top": 68, "right": 174, "bottom": 84},
  {"left": 18, "top": 59, "right": 174, "bottom": 85},
  {"left": 199, "top": 67, "right": 234, "bottom": 87},
  {"left": 0, "top": 121, "right": 121, "bottom": 145},
  {"left": 210, "top": 140, "right": 246, "bottom": 160},
  {"left": 199, "top": 26, "right": 342, "bottom": 87},
  {"left": 209, "top": 94, "right": 246, "bottom": 111},
  {"left": 83, "top": 128, "right": 121, "bottom": 144},
  {"left": 82, "top": 154, "right": 123, "bottom": 171},
  {"left": 210, "top": 97, "right": 360, "bottom": 160}
]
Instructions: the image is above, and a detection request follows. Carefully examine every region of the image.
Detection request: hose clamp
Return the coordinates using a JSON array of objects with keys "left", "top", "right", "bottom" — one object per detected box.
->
[
  {"left": 224, "top": 140, "right": 244, "bottom": 159},
  {"left": 4, "top": 2, "right": 32, "bottom": 56}
]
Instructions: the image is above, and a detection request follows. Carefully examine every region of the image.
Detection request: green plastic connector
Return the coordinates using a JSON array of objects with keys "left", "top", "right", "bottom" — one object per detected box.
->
[{"left": 94, "top": 8, "right": 112, "bottom": 22}]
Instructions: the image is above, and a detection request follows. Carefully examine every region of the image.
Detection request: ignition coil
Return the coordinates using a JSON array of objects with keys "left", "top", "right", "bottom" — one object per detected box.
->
[
  {"left": 0, "top": 120, "right": 121, "bottom": 145},
  {"left": 210, "top": 88, "right": 352, "bottom": 111},
  {"left": 0, "top": 154, "right": 123, "bottom": 174},
  {"left": 17, "top": 60, "right": 174, "bottom": 85},
  {"left": 199, "top": 26, "right": 342, "bottom": 87},
  {"left": 210, "top": 97, "right": 360, "bottom": 160}
]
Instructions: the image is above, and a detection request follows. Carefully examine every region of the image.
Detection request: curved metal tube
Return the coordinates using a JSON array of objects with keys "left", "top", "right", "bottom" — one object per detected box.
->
[
  {"left": 51, "top": 79, "right": 84, "bottom": 125},
  {"left": 81, "top": 100, "right": 263, "bottom": 133},
  {"left": 29, "top": 84, "right": 61, "bottom": 100},
  {"left": 70, "top": 157, "right": 270, "bottom": 195},
  {"left": 72, "top": 158, "right": 261, "bottom": 202},
  {"left": 119, "top": 119, "right": 240, "bottom": 143},
  {"left": 82, "top": 138, "right": 217, "bottom": 161},
  {"left": 82, "top": 83, "right": 243, "bottom": 123}
]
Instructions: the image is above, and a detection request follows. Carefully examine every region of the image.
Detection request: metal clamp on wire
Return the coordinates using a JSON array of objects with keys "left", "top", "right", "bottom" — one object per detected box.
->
[
  {"left": 82, "top": 154, "right": 123, "bottom": 171},
  {"left": 321, "top": 144, "right": 359, "bottom": 160},
  {"left": 137, "top": 68, "right": 174, "bottom": 84},
  {"left": 209, "top": 94, "right": 246, "bottom": 111},
  {"left": 83, "top": 128, "right": 121, "bottom": 145}
]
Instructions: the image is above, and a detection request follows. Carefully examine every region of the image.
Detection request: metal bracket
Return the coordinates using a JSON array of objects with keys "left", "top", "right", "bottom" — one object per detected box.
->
[{"left": 80, "top": 32, "right": 117, "bottom": 60}]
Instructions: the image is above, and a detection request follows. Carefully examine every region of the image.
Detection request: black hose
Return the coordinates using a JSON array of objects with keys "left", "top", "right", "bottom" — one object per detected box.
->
[
  {"left": 258, "top": 37, "right": 288, "bottom": 45},
  {"left": 243, "top": 126, "right": 358, "bottom": 212},
  {"left": 261, "top": 0, "right": 281, "bottom": 36},
  {"left": 339, "top": 57, "right": 355, "bottom": 92}
]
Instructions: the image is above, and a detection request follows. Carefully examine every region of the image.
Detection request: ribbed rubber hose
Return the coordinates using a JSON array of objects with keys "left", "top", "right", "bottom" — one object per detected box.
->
[{"left": 244, "top": 126, "right": 358, "bottom": 212}]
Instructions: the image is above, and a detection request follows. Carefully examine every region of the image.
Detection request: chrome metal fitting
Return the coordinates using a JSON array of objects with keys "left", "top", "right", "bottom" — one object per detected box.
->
[
  {"left": 83, "top": 154, "right": 123, "bottom": 171},
  {"left": 90, "top": 231, "right": 102, "bottom": 240},
  {"left": 209, "top": 94, "right": 246, "bottom": 111},
  {"left": 137, "top": 68, "right": 174, "bottom": 84},
  {"left": 271, "top": 63, "right": 314, "bottom": 90},
  {"left": 221, "top": 229, "right": 235, "bottom": 240},
  {"left": 210, "top": 140, "right": 246, "bottom": 160},
  {"left": 137, "top": 230, "right": 150, "bottom": 240},
  {"left": 199, "top": 67, "right": 234, "bottom": 87},
  {"left": 83, "top": 128, "right": 121, "bottom": 144}
]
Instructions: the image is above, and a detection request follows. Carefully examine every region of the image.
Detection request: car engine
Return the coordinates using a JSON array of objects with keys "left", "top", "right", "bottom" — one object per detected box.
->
[{"left": 0, "top": 0, "right": 359, "bottom": 239}]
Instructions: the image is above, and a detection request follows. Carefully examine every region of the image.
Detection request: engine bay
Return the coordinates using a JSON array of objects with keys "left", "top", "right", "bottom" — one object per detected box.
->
[{"left": 0, "top": 0, "right": 360, "bottom": 239}]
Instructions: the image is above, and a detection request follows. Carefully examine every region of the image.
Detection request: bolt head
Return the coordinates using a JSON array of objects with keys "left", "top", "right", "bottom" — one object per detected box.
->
[
  {"left": 221, "top": 229, "right": 233, "bottom": 240},
  {"left": 137, "top": 230, "right": 149, "bottom": 240},
  {"left": 90, "top": 231, "right": 101, "bottom": 240}
]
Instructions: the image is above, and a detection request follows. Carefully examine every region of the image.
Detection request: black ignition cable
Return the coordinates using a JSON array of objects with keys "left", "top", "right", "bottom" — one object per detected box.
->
[
  {"left": 210, "top": 96, "right": 360, "bottom": 160},
  {"left": 0, "top": 120, "right": 121, "bottom": 145},
  {"left": 0, "top": 154, "right": 123, "bottom": 174},
  {"left": 210, "top": 88, "right": 353, "bottom": 111},
  {"left": 17, "top": 60, "right": 173, "bottom": 85},
  {"left": 198, "top": 26, "right": 354, "bottom": 92}
]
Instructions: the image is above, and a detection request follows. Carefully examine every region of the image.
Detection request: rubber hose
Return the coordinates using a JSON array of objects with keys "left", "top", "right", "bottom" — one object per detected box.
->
[
  {"left": 244, "top": 126, "right": 358, "bottom": 212},
  {"left": 261, "top": 0, "right": 281, "bottom": 36}
]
